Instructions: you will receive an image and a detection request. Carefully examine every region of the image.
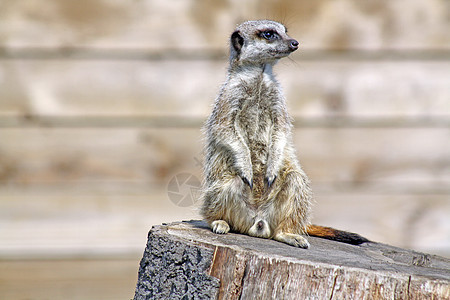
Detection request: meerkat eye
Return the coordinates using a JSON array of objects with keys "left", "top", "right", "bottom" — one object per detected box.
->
[{"left": 260, "top": 30, "right": 279, "bottom": 41}]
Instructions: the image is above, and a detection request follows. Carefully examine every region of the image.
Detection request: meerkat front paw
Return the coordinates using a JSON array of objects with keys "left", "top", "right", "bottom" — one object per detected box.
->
[
  {"left": 241, "top": 176, "right": 253, "bottom": 190},
  {"left": 239, "top": 168, "right": 253, "bottom": 190},
  {"left": 274, "top": 232, "right": 310, "bottom": 249},
  {"left": 211, "top": 220, "right": 230, "bottom": 234},
  {"left": 265, "top": 163, "right": 279, "bottom": 188},
  {"left": 265, "top": 174, "right": 277, "bottom": 188}
]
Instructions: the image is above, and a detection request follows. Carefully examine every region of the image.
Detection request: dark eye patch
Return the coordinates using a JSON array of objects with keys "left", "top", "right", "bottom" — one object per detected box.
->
[{"left": 260, "top": 30, "right": 279, "bottom": 41}]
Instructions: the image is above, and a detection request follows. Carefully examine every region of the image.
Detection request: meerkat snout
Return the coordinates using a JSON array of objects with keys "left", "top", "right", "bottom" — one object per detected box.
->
[{"left": 289, "top": 39, "right": 299, "bottom": 51}]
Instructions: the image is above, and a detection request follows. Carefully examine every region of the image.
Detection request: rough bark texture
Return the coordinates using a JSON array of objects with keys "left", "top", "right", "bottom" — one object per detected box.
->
[
  {"left": 133, "top": 227, "right": 220, "bottom": 299},
  {"left": 134, "top": 221, "right": 450, "bottom": 300}
]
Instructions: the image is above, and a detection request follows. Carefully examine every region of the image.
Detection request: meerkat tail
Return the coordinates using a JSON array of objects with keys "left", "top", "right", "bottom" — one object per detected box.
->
[{"left": 306, "top": 225, "right": 369, "bottom": 245}]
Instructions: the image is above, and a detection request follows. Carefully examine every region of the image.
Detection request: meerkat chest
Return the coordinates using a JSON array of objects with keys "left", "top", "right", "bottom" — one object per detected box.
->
[
  {"left": 240, "top": 77, "right": 281, "bottom": 190},
  {"left": 238, "top": 77, "right": 278, "bottom": 142}
]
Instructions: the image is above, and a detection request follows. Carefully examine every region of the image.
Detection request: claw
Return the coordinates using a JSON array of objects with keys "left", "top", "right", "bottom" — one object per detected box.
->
[
  {"left": 266, "top": 175, "right": 277, "bottom": 188},
  {"left": 242, "top": 177, "right": 253, "bottom": 190}
]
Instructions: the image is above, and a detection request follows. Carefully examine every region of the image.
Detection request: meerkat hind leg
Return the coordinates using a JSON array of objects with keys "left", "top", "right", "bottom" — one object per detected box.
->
[
  {"left": 274, "top": 232, "right": 310, "bottom": 249},
  {"left": 211, "top": 220, "right": 230, "bottom": 234}
]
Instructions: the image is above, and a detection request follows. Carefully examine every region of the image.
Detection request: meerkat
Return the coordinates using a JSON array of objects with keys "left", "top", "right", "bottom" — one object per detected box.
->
[{"left": 201, "top": 20, "right": 367, "bottom": 248}]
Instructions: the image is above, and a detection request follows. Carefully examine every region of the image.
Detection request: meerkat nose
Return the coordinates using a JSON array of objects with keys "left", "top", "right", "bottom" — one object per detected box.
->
[{"left": 289, "top": 39, "right": 299, "bottom": 50}]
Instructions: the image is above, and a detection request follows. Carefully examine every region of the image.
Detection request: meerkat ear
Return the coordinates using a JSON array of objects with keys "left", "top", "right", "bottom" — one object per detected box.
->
[{"left": 231, "top": 30, "right": 244, "bottom": 54}]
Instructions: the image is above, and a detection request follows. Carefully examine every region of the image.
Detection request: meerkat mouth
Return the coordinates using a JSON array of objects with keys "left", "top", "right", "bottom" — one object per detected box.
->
[{"left": 269, "top": 50, "right": 293, "bottom": 58}]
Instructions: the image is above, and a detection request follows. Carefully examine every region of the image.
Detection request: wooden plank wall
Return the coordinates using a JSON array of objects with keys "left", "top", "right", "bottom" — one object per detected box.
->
[{"left": 0, "top": 0, "right": 449, "bottom": 259}]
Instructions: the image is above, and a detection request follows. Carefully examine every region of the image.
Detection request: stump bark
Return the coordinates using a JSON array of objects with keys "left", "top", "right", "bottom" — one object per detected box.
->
[{"left": 134, "top": 220, "right": 450, "bottom": 299}]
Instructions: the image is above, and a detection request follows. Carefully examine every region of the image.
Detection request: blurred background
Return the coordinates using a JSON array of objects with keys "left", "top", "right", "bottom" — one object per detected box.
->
[{"left": 0, "top": 0, "right": 449, "bottom": 299}]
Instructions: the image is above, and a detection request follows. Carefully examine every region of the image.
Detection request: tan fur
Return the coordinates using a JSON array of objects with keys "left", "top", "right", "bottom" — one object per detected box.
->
[{"left": 201, "top": 20, "right": 312, "bottom": 248}]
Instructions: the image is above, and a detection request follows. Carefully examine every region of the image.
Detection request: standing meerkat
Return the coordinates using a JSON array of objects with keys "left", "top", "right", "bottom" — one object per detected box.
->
[{"left": 201, "top": 20, "right": 367, "bottom": 248}]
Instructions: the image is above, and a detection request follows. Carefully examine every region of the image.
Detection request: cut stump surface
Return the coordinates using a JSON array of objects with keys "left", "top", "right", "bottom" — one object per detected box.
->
[{"left": 134, "top": 220, "right": 450, "bottom": 299}]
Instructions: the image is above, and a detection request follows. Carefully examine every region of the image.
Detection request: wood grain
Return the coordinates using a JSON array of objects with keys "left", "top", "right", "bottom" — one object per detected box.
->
[{"left": 134, "top": 221, "right": 450, "bottom": 299}]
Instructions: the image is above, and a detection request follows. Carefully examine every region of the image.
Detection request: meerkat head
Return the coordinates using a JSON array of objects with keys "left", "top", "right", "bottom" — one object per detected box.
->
[{"left": 229, "top": 20, "right": 299, "bottom": 67}]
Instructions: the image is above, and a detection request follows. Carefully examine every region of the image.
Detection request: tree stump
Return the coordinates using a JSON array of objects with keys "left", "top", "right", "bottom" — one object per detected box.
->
[{"left": 134, "top": 220, "right": 450, "bottom": 299}]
